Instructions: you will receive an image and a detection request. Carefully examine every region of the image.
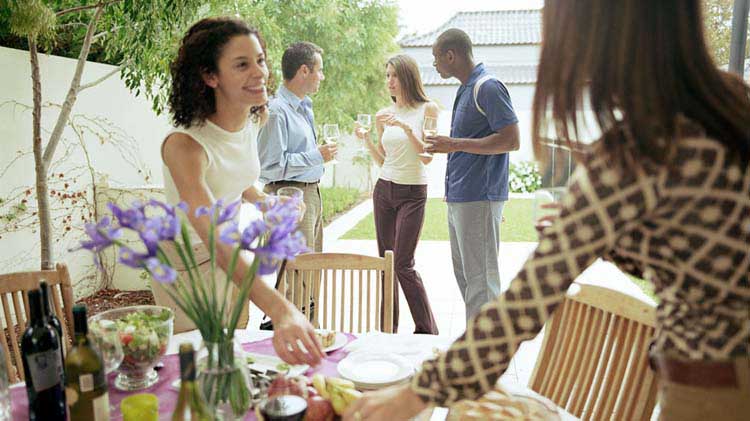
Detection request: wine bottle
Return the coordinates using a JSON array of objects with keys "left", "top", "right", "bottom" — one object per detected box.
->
[
  {"left": 39, "top": 281, "right": 65, "bottom": 360},
  {"left": 172, "top": 343, "right": 212, "bottom": 421},
  {"left": 21, "top": 289, "right": 67, "bottom": 421},
  {"left": 65, "top": 304, "right": 110, "bottom": 421}
]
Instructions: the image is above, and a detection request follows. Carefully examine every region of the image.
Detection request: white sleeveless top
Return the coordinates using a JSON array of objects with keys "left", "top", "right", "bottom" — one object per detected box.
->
[
  {"left": 379, "top": 103, "right": 428, "bottom": 185},
  {"left": 161, "top": 120, "right": 260, "bottom": 260},
  {"left": 162, "top": 119, "right": 260, "bottom": 206}
]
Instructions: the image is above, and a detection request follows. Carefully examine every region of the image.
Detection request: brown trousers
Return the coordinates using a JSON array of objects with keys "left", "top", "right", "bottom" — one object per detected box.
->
[
  {"left": 373, "top": 179, "right": 438, "bottom": 334},
  {"left": 657, "top": 357, "right": 750, "bottom": 421}
]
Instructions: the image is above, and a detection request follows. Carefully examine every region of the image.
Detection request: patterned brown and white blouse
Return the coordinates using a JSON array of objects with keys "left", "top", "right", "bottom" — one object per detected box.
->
[{"left": 411, "top": 137, "right": 750, "bottom": 406}]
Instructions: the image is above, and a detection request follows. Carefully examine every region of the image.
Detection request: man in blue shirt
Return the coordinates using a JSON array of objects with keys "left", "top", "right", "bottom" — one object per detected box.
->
[
  {"left": 258, "top": 42, "right": 337, "bottom": 253},
  {"left": 426, "top": 29, "right": 520, "bottom": 321}
]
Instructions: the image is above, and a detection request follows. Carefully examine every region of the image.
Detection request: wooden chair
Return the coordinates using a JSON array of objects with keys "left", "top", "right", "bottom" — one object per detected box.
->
[
  {"left": 0, "top": 263, "right": 75, "bottom": 383},
  {"left": 528, "top": 284, "right": 658, "bottom": 421},
  {"left": 280, "top": 251, "right": 395, "bottom": 333}
]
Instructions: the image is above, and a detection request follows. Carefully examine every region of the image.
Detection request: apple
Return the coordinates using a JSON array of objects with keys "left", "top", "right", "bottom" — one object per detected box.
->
[{"left": 305, "top": 395, "right": 335, "bottom": 421}]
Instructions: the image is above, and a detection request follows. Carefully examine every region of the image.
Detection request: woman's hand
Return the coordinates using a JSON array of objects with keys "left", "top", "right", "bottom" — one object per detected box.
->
[
  {"left": 354, "top": 122, "right": 370, "bottom": 141},
  {"left": 534, "top": 202, "right": 562, "bottom": 233},
  {"left": 375, "top": 111, "right": 393, "bottom": 133},
  {"left": 342, "top": 383, "right": 427, "bottom": 421},
  {"left": 271, "top": 303, "right": 324, "bottom": 366}
]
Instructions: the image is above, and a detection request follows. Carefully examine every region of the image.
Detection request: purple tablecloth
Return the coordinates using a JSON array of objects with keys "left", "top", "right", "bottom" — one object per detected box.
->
[{"left": 11, "top": 334, "right": 355, "bottom": 420}]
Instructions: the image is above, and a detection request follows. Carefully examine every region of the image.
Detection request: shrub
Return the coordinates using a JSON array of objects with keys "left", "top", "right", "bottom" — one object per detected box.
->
[
  {"left": 320, "top": 187, "right": 362, "bottom": 225},
  {"left": 509, "top": 161, "right": 542, "bottom": 193}
]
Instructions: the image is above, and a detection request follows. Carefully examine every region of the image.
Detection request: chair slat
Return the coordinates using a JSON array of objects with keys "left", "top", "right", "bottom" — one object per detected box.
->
[
  {"left": 357, "top": 270, "right": 363, "bottom": 333},
  {"left": 339, "top": 270, "right": 346, "bottom": 332},
  {"left": 322, "top": 269, "right": 329, "bottom": 330},
  {"left": 366, "top": 270, "right": 372, "bottom": 332}
]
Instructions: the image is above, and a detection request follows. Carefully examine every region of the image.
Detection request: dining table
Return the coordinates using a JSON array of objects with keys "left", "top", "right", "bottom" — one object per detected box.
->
[{"left": 10, "top": 329, "right": 578, "bottom": 420}]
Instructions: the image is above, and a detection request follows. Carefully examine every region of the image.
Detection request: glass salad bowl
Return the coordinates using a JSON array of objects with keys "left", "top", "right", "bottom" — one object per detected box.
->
[{"left": 89, "top": 305, "right": 173, "bottom": 391}]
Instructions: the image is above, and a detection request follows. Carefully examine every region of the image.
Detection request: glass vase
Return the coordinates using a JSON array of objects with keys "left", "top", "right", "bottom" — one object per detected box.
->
[{"left": 198, "top": 339, "right": 253, "bottom": 420}]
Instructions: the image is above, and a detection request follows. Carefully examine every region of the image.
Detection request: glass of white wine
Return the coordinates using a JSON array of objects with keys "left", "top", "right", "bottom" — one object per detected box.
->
[
  {"left": 322, "top": 123, "right": 340, "bottom": 165},
  {"left": 356, "top": 114, "right": 372, "bottom": 152},
  {"left": 420, "top": 115, "right": 438, "bottom": 158}
]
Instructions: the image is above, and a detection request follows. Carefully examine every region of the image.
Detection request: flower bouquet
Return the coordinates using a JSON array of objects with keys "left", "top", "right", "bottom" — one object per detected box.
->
[{"left": 80, "top": 196, "right": 307, "bottom": 418}]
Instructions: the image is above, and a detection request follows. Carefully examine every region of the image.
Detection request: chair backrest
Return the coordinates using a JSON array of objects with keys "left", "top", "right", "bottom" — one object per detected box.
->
[
  {"left": 528, "top": 284, "right": 657, "bottom": 421},
  {"left": 0, "top": 263, "right": 75, "bottom": 383},
  {"left": 281, "top": 251, "right": 395, "bottom": 333}
]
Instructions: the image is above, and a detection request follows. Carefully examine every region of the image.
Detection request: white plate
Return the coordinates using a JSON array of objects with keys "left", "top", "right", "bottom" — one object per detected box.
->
[
  {"left": 317, "top": 330, "right": 349, "bottom": 353},
  {"left": 172, "top": 352, "right": 309, "bottom": 390},
  {"left": 244, "top": 352, "right": 310, "bottom": 377},
  {"left": 337, "top": 352, "right": 414, "bottom": 389}
]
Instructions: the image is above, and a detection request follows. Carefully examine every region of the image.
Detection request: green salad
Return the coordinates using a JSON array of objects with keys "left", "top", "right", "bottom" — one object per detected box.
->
[{"left": 92, "top": 309, "right": 171, "bottom": 369}]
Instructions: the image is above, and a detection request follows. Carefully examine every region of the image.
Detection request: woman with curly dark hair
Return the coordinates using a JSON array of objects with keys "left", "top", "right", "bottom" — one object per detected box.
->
[{"left": 157, "top": 17, "right": 323, "bottom": 366}]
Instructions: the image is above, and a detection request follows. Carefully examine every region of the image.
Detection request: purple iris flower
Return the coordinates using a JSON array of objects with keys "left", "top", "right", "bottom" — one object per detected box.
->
[
  {"left": 139, "top": 220, "right": 161, "bottom": 255},
  {"left": 118, "top": 246, "right": 148, "bottom": 269},
  {"left": 146, "top": 257, "right": 177, "bottom": 284},
  {"left": 217, "top": 199, "right": 241, "bottom": 225},
  {"left": 240, "top": 219, "right": 268, "bottom": 249},
  {"left": 108, "top": 202, "right": 146, "bottom": 230},
  {"left": 257, "top": 255, "right": 281, "bottom": 276},
  {"left": 219, "top": 222, "right": 241, "bottom": 246},
  {"left": 80, "top": 216, "right": 122, "bottom": 253}
]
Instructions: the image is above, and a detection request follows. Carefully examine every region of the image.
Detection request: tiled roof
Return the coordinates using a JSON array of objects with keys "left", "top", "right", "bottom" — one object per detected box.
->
[
  {"left": 400, "top": 9, "right": 542, "bottom": 47},
  {"left": 420, "top": 64, "right": 537, "bottom": 86}
]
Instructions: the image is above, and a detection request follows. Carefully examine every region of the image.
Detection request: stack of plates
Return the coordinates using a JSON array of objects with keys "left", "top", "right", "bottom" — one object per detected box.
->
[{"left": 337, "top": 352, "right": 414, "bottom": 390}]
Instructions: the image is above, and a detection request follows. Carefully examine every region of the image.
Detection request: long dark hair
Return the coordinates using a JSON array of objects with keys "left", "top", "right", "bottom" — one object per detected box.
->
[
  {"left": 387, "top": 55, "right": 429, "bottom": 108},
  {"left": 532, "top": 1, "right": 750, "bottom": 167},
  {"left": 169, "top": 17, "right": 267, "bottom": 128}
]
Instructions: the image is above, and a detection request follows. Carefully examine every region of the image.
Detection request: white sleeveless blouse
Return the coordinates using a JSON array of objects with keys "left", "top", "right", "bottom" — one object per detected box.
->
[
  {"left": 379, "top": 103, "right": 429, "bottom": 185},
  {"left": 162, "top": 119, "right": 260, "bottom": 206}
]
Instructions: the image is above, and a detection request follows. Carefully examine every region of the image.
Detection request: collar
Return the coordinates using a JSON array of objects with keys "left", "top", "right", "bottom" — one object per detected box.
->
[
  {"left": 278, "top": 85, "right": 312, "bottom": 112},
  {"left": 463, "top": 63, "right": 486, "bottom": 87}
]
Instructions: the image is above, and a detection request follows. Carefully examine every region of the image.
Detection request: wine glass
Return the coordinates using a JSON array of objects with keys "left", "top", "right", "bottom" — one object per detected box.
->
[
  {"left": 322, "top": 123, "right": 340, "bottom": 165},
  {"left": 356, "top": 114, "right": 372, "bottom": 152},
  {"left": 420, "top": 115, "right": 438, "bottom": 158},
  {"left": 89, "top": 320, "right": 124, "bottom": 373},
  {"left": 533, "top": 187, "right": 567, "bottom": 236}
]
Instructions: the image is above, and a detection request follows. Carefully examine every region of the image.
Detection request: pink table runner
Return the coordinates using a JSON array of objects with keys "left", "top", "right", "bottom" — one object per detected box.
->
[{"left": 11, "top": 334, "right": 355, "bottom": 420}]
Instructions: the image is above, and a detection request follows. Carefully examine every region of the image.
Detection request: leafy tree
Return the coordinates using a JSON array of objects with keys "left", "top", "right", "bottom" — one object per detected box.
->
[
  {"left": 2, "top": 0, "right": 208, "bottom": 270},
  {"left": 703, "top": 0, "right": 749, "bottom": 67}
]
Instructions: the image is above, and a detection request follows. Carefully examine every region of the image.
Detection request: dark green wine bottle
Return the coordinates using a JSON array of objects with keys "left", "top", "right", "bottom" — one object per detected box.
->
[{"left": 21, "top": 289, "right": 66, "bottom": 421}]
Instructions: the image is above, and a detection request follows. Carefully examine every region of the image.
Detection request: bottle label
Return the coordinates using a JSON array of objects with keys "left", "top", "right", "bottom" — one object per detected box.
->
[
  {"left": 92, "top": 392, "right": 110, "bottom": 421},
  {"left": 26, "top": 349, "right": 63, "bottom": 392},
  {"left": 79, "top": 373, "right": 94, "bottom": 392}
]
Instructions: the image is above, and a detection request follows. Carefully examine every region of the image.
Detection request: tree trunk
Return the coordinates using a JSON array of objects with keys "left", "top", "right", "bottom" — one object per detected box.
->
[{"left": 29, "top": 39, "right": 53, "bottom": 270}]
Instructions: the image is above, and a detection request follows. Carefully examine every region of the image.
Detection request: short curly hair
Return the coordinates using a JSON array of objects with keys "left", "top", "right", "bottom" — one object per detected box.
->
[{"left": 168, "top": 17, "right": 268, "bottom": 128}]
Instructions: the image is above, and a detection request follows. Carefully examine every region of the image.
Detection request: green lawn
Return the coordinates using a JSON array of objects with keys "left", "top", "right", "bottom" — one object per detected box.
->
[{"left": 341, "top": 198, "right": 537, "bottom": 242}]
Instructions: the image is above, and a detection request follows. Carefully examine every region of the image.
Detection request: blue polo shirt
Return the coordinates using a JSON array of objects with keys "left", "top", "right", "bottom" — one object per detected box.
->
[{"left": 446, "top": 63, "right": 517, "bottom": 202}]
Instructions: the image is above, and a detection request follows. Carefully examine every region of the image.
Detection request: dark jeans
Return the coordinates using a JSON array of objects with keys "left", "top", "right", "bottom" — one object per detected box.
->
[{"left": 373, "top": 179, "right": 438, "bottom": 334}]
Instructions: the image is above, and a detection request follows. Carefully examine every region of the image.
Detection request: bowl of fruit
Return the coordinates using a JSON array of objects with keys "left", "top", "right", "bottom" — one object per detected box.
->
[
  {"left": 256, "top": 374, "right": 362, "bottom": 421},
  {"left": 89, "top": 305, "right": 173, "bottom": 391}
]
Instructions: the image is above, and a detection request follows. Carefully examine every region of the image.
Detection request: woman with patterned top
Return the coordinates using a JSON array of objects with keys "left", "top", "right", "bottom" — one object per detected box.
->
[
  {"left": 343, "top": 2, "right": 750, "bottom": 420},
  {"left": 354, "top": 54, "right": 440, "bottom": 334}
]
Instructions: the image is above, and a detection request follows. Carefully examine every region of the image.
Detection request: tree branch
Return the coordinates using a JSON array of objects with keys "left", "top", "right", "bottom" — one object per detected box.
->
[
  {"left": 56, "top": 0, "right": 121, "bottom": 17},
  {"left": 42, "top": 5, "right": 105, "bottom": 165},
  {"left": 78, "top": 65, "right": 122, "bottom": 92}
]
